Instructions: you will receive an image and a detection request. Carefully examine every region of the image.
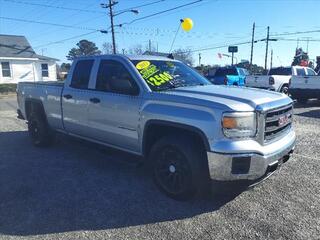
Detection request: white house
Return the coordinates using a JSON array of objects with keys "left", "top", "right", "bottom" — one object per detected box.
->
[{"left": 0, "top": 34, "right": 58, "bottom": 83}]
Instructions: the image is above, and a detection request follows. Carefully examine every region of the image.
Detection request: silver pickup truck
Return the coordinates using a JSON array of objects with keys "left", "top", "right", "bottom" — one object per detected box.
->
[{"left": 17, "top": 55, "right": 296, "bottom": 200}]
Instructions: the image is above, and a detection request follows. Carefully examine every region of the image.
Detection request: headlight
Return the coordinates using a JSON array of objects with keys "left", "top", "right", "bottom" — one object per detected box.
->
[{"left": 222, "top": 112, "right": 257, "bottom": 138}]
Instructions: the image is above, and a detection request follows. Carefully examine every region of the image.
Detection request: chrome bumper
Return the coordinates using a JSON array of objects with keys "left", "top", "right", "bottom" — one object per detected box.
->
[{"left": 207, "top": 131, "right": 296, "bottom": 181}]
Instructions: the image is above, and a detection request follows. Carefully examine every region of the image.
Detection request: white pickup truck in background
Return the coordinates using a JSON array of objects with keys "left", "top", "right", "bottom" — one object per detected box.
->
[
  {"left": 246, "top": 66, "right": 316, "bottom": 94},
  {"left": 289, "top": 68, "right": 320, "bottom": 103}
]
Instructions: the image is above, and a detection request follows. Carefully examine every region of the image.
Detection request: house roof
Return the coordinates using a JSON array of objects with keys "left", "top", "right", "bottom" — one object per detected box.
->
[{"left": 0, "top": 34, "right": 58, "bottom": 61}]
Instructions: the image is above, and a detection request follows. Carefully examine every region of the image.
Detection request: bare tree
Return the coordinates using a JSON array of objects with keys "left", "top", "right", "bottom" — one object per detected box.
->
[
  {"left": 173, "top": 48, "right": 194, "bottom": 66},
  {"left": 102, "top": 42, "right": 113, "bottom": 54},
  {"left": 128, "top": 44, "right": 144, "bottom": 55}
]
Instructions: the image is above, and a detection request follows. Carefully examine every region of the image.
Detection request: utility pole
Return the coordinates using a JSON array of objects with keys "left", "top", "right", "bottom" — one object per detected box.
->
[
  {"left": 198, "top": 53, "right": 201, "bottom": 66},
  {"left": 101, "top": 1, "right": 118, "bottom": 54},
  {"left": 264, "top": 26, "right": 270, "bottom": 70},
  {"left": 250, "top": 22, "right": 255, "bottom": 69},
  {"left": 231, "top": 52, "right": 234, "bottom": 66},
  {"left": 270, "top": 49, "right": 273, "bottom": 69},
  {"left": 109, "top": 0, "right": 117, "bottom": 54},
  {"left": 149, "top": 39, "right": 152, "bottom": 52}
]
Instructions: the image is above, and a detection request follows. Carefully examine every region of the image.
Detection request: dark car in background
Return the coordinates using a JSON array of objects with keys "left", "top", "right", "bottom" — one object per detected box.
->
[{"left": 206, "top": 66, "right": 248, "bottom": 86}]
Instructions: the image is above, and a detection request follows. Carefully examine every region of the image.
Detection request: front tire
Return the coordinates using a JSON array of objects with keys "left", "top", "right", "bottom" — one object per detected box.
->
[
  {"left": 28, "top": 112, "right": 54, "bottom": 147},
  {"left": 280, "top": 85, "right": 289, "bottom": 95},
  {"left": 149, "top": 135, "right": 208, "bottom": 200}
]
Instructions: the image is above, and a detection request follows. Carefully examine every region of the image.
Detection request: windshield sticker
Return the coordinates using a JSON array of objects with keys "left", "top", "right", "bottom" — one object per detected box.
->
[
  {"left": 136, "top": 61, "right": 150, "bottom": 70},
  {"left": 135, "top": 61, "right": 173, "bottom": 86}
]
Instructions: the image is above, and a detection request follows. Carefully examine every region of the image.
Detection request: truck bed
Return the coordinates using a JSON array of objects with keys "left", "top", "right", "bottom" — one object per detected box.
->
[
  {"left": 19, "top": 81, "right": 65, "bottom": 87},
  {"left": 17, "top": 81, "right": 64, "bottom": 131}
]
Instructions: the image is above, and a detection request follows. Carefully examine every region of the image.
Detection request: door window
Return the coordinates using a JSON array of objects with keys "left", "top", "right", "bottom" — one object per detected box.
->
[
  {"left": 1, "top": 62, "right": 11, "bottom": 77},
  {"left": 70, "top": 60, "right": 94, "bottom": 89},
  {"left": 96, "top": 60, "right": 138, "bottom": 95}
]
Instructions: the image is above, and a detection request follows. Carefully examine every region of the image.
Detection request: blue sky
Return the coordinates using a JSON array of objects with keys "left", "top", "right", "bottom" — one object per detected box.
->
[{"left": 1, "top": 0, "right": 320, "bottom": 67}]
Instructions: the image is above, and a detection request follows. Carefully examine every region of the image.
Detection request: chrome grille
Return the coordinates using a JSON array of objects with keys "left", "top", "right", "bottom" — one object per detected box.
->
[{"left": 264, "top": 104, "right": 293, "bottom": 142}]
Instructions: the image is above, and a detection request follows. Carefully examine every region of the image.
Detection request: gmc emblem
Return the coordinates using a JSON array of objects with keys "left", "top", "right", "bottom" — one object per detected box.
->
[{"left": 278, "top": 115, "right": 290, "bottom": 126}]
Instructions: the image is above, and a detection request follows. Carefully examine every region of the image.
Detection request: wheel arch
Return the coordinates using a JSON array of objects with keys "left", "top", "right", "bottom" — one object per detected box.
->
[
  {"left": 25, "top": 98, "right": 47, "bottom": 121},
  {"left": 142, "top": 120, "right": 210, "bottom": 157}
]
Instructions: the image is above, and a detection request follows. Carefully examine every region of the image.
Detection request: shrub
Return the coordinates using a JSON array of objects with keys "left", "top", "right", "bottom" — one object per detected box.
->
[{"left": 0, "top": 84, "right": 17, "bottom": 94}]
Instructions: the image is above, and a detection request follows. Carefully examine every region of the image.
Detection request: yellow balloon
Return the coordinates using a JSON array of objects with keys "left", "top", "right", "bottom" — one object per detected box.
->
[{"left": 181, "top": 18, "right": 193, "bottom": 32}]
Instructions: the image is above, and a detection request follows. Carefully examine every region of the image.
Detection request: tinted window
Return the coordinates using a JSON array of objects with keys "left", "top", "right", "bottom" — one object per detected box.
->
[
  {"left": 1, "top": 62, "right": 11, "bottom": 77},
  {"left": 296, "top": 68, "right": 306, "bottom": 76},
  {"left": 96, "top": 60, "right": 138, "bottom": 95},
  {"left": 306, "top": 68, "right": 316, "bottom": 76},
  {"left": 71, "top": 60, "right": 94, "bottom": 89},
  {"left": 215, "top": 67, "right": 238, "bottom": 77},
  {"left": 41, "top": 63, "right": 49, "bottom": 77},
  {"left": 268, "top": 67, "right": 292, "bottom": 75}
]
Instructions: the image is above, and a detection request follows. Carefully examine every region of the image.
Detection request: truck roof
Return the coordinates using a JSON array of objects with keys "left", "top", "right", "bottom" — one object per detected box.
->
[{"left": 73, "top": 54, "right": 176, "bottom": 62}]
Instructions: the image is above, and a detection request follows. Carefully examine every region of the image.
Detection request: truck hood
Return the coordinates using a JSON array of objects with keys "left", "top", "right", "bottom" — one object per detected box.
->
[{"left": 163, "top": 85, "right": 292, "bottom": 111}]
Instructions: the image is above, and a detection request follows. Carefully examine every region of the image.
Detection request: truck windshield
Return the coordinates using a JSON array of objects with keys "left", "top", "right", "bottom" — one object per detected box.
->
[
  {"left": 131, "top": 60, "right": 211, "bottom": 91},
  {"left": 268, "top": 67, "right": 292, "bottom": 75}
]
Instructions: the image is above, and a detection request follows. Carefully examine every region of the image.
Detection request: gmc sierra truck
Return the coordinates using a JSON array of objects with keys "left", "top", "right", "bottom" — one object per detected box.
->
[{"left": 17, "top": 55, "right": 296, "bottom": 200}]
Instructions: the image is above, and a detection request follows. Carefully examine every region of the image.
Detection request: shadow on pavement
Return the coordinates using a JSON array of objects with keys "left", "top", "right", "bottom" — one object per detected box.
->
[
  {"left": 0, "top": 131, "right": 247, "bottom": 236},
  {"left": 295, "top": 109, "right": 320, "bottom": 119}
]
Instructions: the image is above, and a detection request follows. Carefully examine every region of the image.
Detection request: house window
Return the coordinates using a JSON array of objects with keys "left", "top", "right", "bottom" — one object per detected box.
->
[
  {"left": 1, "top": 62, "right": 11, "bottom": 77},
  {"left": 41, "top": 63, "right": 49, "bottom": 77}
]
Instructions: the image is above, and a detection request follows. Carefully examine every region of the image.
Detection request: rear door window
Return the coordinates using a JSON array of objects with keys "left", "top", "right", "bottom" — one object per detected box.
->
[
  {"left": 70, "top": 60, "right": 94, "bottom": 89},
  {"left": 268, "top": 67, "right": 292, "bottom": 75}
]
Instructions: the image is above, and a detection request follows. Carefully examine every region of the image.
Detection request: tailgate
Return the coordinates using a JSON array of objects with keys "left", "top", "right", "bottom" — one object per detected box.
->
[{"left": 246, "top": 76, "right": 270, "bottom": 88}]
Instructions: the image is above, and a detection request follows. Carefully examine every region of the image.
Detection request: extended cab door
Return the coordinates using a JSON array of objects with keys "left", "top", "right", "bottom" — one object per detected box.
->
[
  {"left": 86, "top": 59, "right": 142, "bottom": 153},
  {"left": 62, "top": 59, "right": 95, "bottom": 136}
]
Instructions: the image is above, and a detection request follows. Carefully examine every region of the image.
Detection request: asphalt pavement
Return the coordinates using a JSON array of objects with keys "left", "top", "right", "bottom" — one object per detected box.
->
[{"left": 0, "top": 95, "right": 319, "bottom": 240}]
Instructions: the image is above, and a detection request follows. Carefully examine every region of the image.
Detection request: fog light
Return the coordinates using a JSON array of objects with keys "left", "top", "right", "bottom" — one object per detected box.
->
[{"left": 232, "top": 157, "right": 251, "bottom": 174}]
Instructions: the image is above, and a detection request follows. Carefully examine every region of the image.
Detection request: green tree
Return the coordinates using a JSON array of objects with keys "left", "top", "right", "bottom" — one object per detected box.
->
[
  {"left": 60, "top": 63, "right": 71, "bottom": 72},
  {"left": 66, "top": 40, "right": 101, "bottom": 60}
]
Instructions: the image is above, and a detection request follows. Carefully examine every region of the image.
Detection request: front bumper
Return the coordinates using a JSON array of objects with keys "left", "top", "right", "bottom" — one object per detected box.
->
[{"left": 207, "top": 131, "right": 296, "bottom": 181}]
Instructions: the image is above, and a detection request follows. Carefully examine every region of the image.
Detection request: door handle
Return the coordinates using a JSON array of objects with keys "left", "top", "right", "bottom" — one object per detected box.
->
[
  {"left": 63, "top": 94, "right": 72, "bottom": 99},
  {"left": 90, "top": 98, "right": 100, "bottom": 104}
]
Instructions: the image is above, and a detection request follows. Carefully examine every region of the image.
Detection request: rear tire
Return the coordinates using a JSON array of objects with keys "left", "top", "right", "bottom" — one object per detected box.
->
[
  {"left": 149, "top": 135, "right": 209, "bottom": 200},
  {"left": 28, "top": 111, "right": 55, "bottom": 147}
]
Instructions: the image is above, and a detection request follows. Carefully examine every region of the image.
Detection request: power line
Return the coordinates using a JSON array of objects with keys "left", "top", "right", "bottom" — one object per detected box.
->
[
  {"left": 115, "top": 0, "right": 165, "bottom": 14},
  {"left": 270, "top": 29, "right": 320, "bottom": 37},
  {"left": 2, "top": 0, "right": 104, "bottom": 13},
  {"left": 182, "top": 41, "right": 252, "bottom": 53},
  {"left": 278, "top": 38, "right": 320, "bottom": 42},
  {"left": 33, "top": 31, "right": 100, "bottom": 49},
  {"left": 0, "top": 16, "right": 104, "bottom": 31},
  {"left": 117, "top": 0, "right": 203, "bottom": 26}
]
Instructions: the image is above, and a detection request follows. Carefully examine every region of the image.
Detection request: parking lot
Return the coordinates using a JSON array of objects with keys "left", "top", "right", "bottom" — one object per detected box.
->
[{"left": 0, "top": 95, "right": 319, "bottom": 240}]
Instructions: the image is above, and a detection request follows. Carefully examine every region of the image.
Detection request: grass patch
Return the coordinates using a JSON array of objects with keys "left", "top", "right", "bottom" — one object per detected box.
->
[{"left": 0, "top": 84, "right": 17, "bottom": 94}]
